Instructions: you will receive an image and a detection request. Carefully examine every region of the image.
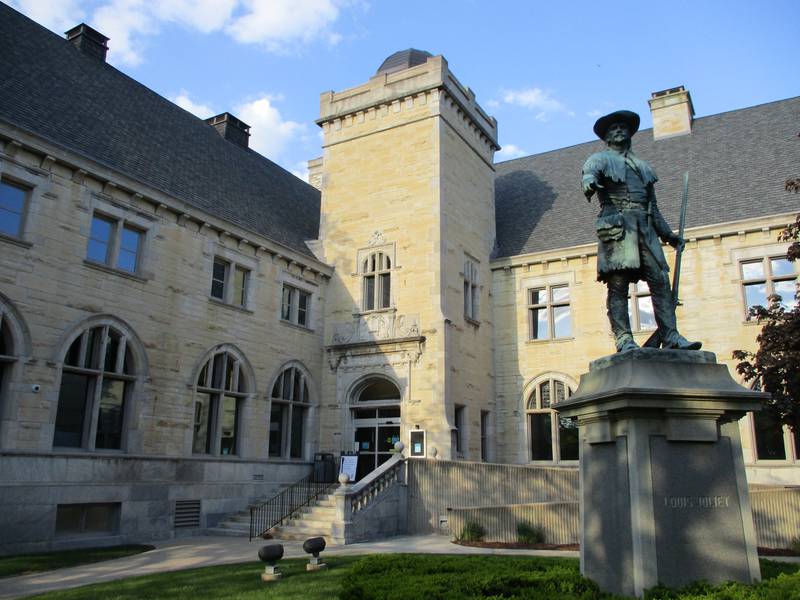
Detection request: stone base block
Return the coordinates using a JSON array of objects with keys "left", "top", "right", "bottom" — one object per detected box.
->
[
  {"left": 261, "top": 566, "right": 282, "bottom": 582},
  {"left": 306, "top": 562, "right": 328, "bottom": 571},
  {"left": 558, "top": 349, "right": 764, "bottom": 598}
]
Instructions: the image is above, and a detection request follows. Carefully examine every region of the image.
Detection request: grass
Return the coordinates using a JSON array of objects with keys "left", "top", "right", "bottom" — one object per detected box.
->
[
  {"left": 0, "top": 545, "right": 154, "bottom": 579},
  {"left": 16, "top": 554, "right": 800, "bottom": 600}
]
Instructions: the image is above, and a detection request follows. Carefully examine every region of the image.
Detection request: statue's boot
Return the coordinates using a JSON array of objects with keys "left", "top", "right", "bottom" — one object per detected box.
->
[
  {"left": 650, "top": 287, "right": 702, "bottom": 350},
  {"left": 607, "top": 284, "right": 639, "bottom": 352}
]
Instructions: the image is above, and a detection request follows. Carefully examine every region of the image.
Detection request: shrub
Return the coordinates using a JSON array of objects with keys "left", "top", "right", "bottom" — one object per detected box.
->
[
  {"left": 458, "top": 520, "right": 485, "bottom": 542},
  {"left": 791, "top": 536, "right": 800, "bottom": 554},
  {"left": 517, "top": 521, "right": 545, "bottom": 545}
]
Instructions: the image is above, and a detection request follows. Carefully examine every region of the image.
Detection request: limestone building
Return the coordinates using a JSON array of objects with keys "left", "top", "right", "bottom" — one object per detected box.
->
[{"left": 0, "top": 4, "right": 797, "bottom": 552}]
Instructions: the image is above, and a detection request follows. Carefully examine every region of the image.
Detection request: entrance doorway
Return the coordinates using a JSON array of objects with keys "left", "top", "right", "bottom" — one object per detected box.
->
[{"left": 352, "top": 378, "right": 401, "bottom": 480}]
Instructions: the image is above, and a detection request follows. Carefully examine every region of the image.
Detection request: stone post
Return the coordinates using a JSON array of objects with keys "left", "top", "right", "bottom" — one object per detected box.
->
[
  {"left": 557, "top": 349, "right": 764, "bottom": 598},
  {"left": 330, "top": 473, "right": 352, "bottom": 545}
]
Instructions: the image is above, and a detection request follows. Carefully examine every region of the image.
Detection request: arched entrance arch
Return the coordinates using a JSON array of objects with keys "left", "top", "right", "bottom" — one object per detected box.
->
[{"left": 350, "top": 375, "right": 401, "bottom": 480}]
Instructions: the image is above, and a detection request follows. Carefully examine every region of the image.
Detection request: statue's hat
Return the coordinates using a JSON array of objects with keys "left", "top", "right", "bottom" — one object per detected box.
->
[{"left": 593, "top": 110, "right": 640, "bottom": 140}]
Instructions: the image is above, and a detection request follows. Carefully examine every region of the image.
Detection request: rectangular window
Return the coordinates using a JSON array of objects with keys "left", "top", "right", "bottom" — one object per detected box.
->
[
  {"left": 480, "top": 410, "right": 489, "bottom": 461},
  {"left": 210, "top": 257, "right": 250, "bottom": 307},
  {"left": 281, "top": 284, "right": 312, "bottom": 328},
  {"left": 628, "top": 281, "right": 656, "bottom": 331},
  {"left": 0, "top": 179, "right": 28, "bottom": 238},
  {"left": 211, "top": 258, "right": 228, "bottom": 300},
  {"left": 454, "top": 405, "right": 465, "bottom": 454},
  {"left": 86, "top": 213, "right": 145, "bottom": 273},
  {"left": 95, "top": 379, "right": 127, "bottom": 450},
  {"left": 529, "top": 412, "right": 553, "bottom": 461},
  {"left": 741, "top": 256, "right": 797, "bottom": 318},
  {"left": 53, "top": 372, "right": 91, "bottom": 448},
  {"left": 528, "top": 284, "right": 571, "bottom": 340},
  {"left": 269, "top": 402, "right": 287, "bottom": 457},
  {"left": 55, "top": 503, "right": 119, "bottom": 537},
  {"left": 192, "top": 393, "right": 212, "bottom": 454},
  {"left": 220, "top": 395, "right": 239, "bottom": 455},
  {"left": 464, "top": 258, "right": 479, "bottom": 321}
]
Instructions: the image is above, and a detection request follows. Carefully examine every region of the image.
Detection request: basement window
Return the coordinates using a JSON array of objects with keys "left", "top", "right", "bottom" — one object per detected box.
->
[{"left": 55, "top": 503, "right": 120, "bottom": 537}]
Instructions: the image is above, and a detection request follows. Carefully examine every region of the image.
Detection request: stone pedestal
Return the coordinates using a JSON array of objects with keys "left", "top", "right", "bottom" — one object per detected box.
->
[{"left": 557, "top": 349, "right": 765, "bottom": 598}]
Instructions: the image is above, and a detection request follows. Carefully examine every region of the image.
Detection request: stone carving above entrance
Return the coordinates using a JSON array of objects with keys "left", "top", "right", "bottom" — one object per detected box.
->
[{"left": 331, "top": 313, "right": 420, "bottom": 346}]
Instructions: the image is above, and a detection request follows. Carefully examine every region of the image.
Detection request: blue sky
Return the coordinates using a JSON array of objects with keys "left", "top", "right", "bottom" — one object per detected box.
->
[{"left": 9, "top": 0, "right": 799, "bottom": 180}]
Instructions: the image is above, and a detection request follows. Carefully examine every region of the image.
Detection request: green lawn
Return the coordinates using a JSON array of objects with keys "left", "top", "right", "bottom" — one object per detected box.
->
[
  {"left": 0, "top": 545, "right": 154, "bottom": 578},
  {"left": 19, "top": 555, "right": 800, "bottom": 600}
]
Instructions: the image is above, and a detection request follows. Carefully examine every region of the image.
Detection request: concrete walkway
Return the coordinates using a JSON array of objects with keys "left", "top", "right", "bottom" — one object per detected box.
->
[{"left": 0, "top": 535, "right": 578, "bottom": 599}]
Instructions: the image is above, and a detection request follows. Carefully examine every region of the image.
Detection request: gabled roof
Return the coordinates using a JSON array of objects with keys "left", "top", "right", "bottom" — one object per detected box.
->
[
  {"left": 0, "top": 4, "right": 320, "bottom": 257},
  {"left": 494, "top": 96, "right": 800, "bottom": 258}
]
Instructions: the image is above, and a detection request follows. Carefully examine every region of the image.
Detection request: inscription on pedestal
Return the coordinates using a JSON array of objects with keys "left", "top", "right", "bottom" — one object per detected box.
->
[
  {"left": 663, "top": 495, "right": 730, "bottom": 509},
  {"left": 652, "top": 437, "right": 749, "bottom": 588}
]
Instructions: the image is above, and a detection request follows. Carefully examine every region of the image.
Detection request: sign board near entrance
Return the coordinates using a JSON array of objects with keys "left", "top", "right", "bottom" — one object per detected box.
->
[{"left": 339, "top": 454, "right": 358, "bottom": 481}]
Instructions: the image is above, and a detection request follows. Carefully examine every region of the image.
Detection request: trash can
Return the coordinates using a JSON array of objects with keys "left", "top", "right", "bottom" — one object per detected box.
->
[{"left": 313, "top": 453, "right": 335, "bottom": 483}]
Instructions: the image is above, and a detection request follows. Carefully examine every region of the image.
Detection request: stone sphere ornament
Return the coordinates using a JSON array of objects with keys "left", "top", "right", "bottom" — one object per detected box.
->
[
  {"left": 258, "top": 543, "right": 284, "bottom": 582},
  {"left": 338, "top": 472, "right": 350, "bottom": 485},
  {"left": 303, "top": 536, "right": 328, "bottom": 571},
  {"left": 393, "top": 441, "right": 405, "bottom": 453}
]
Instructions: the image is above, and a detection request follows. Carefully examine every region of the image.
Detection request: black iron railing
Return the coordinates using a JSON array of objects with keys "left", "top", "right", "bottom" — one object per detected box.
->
[{"left": 249, "top": 475, "right": 335, "bottom": 541}]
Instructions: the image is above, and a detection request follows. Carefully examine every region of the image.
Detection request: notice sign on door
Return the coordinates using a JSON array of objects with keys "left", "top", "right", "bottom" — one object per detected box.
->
[{"left": 339, "top": 454, "right": 358, "bottom": 481}]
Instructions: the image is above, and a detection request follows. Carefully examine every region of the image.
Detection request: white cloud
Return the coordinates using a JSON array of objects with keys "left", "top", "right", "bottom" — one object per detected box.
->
[
  {"left": 92, "top": 0, "right": 157, "bottom": 67},
  {"left": 236, "top": 95, "right": 304, "bottom": 161},
  {"left": 13, "top": 0, "right": 347, "bottom": 67},
  {"left": 586, "top": 109, "right": 603, "bottom": 118},
  {"left": 171, "top": 90, "right": 215, "bottom": 118},
  {"left": 485, "top": 99, "right": 500, "bottom": 109},
  {"left": 291, "top": 161, "right": 310, "bottom": 182},
  {"left": 227, "top": 0, "right": 340, "bottom": 51},
  {"left": 8, "top": 0, "right": 86, "bottom": 33},
  {"left": 496, "top": 144, "right": 527, "bottom": 160},
  {"left": 152, "top": 0, "right": 236, "bottom": 33},
  {"left": 500, "top": 87, "right": 574, "bottom": 122}
]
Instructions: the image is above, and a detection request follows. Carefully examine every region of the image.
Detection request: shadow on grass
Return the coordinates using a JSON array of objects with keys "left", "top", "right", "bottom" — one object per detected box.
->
[
  {"left": 0, "top": 545, "right": 155, "bottom": 579},
  {"left": 20, "top": 554, "right": 800, "bottom": 600}
]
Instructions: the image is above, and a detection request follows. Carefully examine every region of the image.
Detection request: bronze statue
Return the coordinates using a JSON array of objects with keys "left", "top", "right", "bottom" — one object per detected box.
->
[{"left": 582, "top": 110, "right": 701, "bottom": 352}]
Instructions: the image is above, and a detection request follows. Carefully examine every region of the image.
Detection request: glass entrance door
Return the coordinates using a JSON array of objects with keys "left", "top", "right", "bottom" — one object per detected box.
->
[{"left": 353, "top": 406, "right": 400, "bottom": 481}]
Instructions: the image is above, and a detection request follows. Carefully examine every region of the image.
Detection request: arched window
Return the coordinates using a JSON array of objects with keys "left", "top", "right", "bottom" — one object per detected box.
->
[
  {"left": 0, "top": 311, "right": 17, "bottom": 420},
  {"left": 193, "top": 348, "right": 251, "bottom": 456},
  {"left": 361, "top": 252, "right": 391, "bottom": 311},
  {"left": 268, "top": 364, "right": 311, "bottom": 459},
  {"left": 525, "top": 375, "right": 578, "bottom": 463},
  {"left": 352, "top": 376, "right": 401, "bottom": 480},
  {"left": 54, "top": 322, "right": 140, "bottom": 450}
]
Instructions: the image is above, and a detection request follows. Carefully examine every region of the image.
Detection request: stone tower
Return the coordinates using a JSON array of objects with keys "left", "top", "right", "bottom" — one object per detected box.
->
[{"left": 312, "top": 50, "right": 498, "bottom": 472}]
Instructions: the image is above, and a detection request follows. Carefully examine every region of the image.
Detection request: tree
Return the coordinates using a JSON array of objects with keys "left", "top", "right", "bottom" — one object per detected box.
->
[{"left": 733, "top": 212, "right": 800, "bottom": 433}]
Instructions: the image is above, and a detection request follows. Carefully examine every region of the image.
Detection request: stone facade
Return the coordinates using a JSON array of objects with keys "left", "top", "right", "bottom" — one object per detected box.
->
[{"left": 1, "top": 7, "right": 798, "bottom": 553}]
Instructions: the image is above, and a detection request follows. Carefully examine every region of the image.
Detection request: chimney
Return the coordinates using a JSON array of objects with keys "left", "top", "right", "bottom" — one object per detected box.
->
[
  {"left": 65, "top": 23, "right": 109, "bottom": 62},
  {"left": 307, "top": 157, "right": 323, "bottom": 190},
  {"left": 205, "top": 113, "right": 251, "bottom": 149},
  {"left": 648, "top": 86, "right": 694, "bottom": 140}
]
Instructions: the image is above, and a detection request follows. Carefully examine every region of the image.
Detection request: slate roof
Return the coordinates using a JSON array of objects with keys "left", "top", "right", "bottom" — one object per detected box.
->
[
  {"left": 0, "top": 4, "right": 320, "bottom": 257},
  {"left": 494, "top": 96, "right": 800, "bottom": 258}
]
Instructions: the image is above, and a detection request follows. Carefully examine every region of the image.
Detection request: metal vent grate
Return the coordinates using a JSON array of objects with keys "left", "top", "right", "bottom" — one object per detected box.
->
[
  {"left": 252, "top": 473, "right": 264, "bottom": 481},
  {"left": 174, "top": 500, "right": 201, "bottom": 528}
]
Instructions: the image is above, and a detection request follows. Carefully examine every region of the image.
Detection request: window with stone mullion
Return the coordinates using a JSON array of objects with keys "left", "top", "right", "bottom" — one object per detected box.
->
[
  {"left": 741, "top": 256, "right": 797, "bottom": 318},
  {"left": 362, "top": 252, "right": 391, "bottom": 311},
  {"left": 526, "top": 377, "right": 577, "bottom": 463},
  {"left": 269, "top": 366, "right": 309, "bottom": 459},
  {"left": 194, "top": 351, "right": 246, "bottom": 456},
  {"left": 54, "top": 326, "right": 134, "bottom": 451}
]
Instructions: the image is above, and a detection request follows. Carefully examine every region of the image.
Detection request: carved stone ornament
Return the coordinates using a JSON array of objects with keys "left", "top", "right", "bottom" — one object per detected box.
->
[
  {"left": 330, "top": 313, "right": 420, "bottom": 346},
  {"left": 368, "top": 230, "right": 386, "bottom": 247}
]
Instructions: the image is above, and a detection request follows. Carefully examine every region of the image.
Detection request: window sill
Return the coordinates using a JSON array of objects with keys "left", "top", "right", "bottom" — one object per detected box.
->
[
  {"left": 279, "top": 319, "right": 314, "bottom": 333},
  {"left": 208, "top": 296, "right": 254, "bottom": 314},
  {"left": 525, "top": 337, "right": 575, "bottom": 345},
  {"left": 353, "top": 307, "right": 396, "bottom": 317},
  {"left": 464, "top": 316, "right": 481, "bottom": 328},
  {"left": 84, "top": 259, "right": 148, "bottom": 283},
  {"left": 0, "top": 232, "right": 33, "bottom": 249}
]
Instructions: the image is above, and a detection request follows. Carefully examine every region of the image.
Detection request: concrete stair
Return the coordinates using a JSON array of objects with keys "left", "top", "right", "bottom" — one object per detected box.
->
[
  {"left": 270, "top": 494, "right": 338, "bottom": 543},
  {"left": 208, "top": 489, "right": 338, "bottom": 541}
]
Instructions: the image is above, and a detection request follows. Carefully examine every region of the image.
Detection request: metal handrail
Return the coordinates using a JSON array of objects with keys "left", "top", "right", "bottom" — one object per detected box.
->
[{"left": 249, "top": 474, "right": 336, "bottom": 541}]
